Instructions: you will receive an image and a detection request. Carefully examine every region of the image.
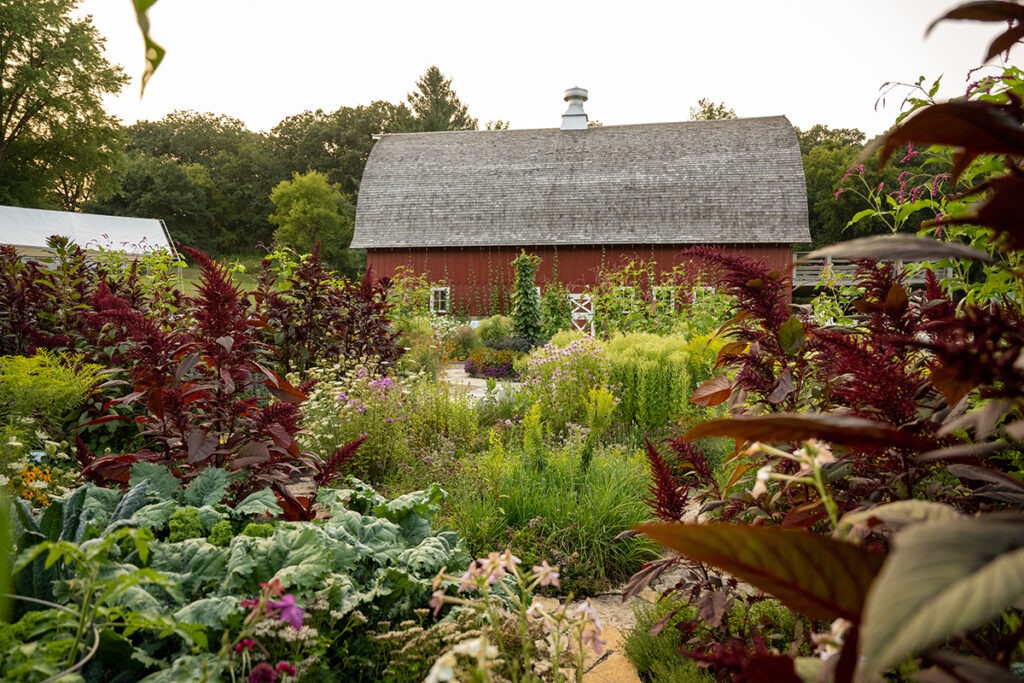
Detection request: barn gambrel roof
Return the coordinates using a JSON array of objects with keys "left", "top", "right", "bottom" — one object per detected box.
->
[{"left": 351, "top": 116, "right": 810, "bottom": 249}]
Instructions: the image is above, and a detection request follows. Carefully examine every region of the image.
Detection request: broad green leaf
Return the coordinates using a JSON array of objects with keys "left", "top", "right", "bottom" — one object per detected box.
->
[
  {"left": 857, "top": 517, "right": 1024, "bottom": 679},
  {"left": 150, "top": 538, "right": 230, "bottom": 597},
  {"left": 845, "top": 208, "right": 878, "bottom": 228},
  {"left": 107, "top": 482, "right": 152, "bottom": 529},
  {"left": 234, "top": 488, "right": 283, "bottom": 517},
  {"left": 138, "top": 653, "right": 226, "bottom": 683},
  {"left": 59, "top": 485, "right": 89, "bottom": 541},
  {"left": 131, "top": 499, "right": 177, "bottom": 531},
  {"left": 778, "top": 316, "right": 805, "bottom": 355},
  {"left": 174, "top": 597, "right": 243, "bottom": 629},
  {"left": 800, "top": 235, "right": 994, "bottom": 265},
  {"left": 398, "top": 536, "right": 455, "bottom": 578},
  {"left": 197, "top": 505, "right": 228, "bottom": 532},
  {"left": 130, "top": 462, "right": 181, "bottom": 501},
  {"left": 837, "top": 500, "right": 963, "bottom": 540},
  {"left": 638, "top": 522, "right": 884, "bottom": 621},
  {"left": 681, "top": 413, "right": 937, "bottom": 452},
  {"left": 183, "top": 468, "right": 230, "bottom": 507},
  {"left": 373, "top": 484, "right": 446, "bottom": 523}
]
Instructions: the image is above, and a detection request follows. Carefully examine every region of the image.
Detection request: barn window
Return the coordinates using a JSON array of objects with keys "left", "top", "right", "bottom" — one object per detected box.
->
[
  {"left": 691, "top": 285, "right": 716, "bottom": 304},
  {"left": 652, "top": 286, "right": 677, "bottom": 313},
  {"left": 430, "top": 286, "right": 451, "bottom": 314}
]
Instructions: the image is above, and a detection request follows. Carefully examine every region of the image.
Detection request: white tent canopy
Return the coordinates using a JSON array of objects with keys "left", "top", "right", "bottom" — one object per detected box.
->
[{"left": 0, "top": 205, "right": 175, "bottom": 257}]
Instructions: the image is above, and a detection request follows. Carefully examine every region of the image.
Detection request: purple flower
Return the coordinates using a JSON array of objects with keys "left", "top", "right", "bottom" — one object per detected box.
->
[{"left": 268, "top": 594, "right": 305, "bottom": 630}]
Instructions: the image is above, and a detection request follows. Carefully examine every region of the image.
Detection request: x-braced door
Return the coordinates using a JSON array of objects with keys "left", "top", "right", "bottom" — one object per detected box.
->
[{"left": 569, "top": 293, "right": 594, "bottom": 336}]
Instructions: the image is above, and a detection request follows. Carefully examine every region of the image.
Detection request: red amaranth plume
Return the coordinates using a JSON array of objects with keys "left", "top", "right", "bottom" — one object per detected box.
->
[
  {"left": 643, "top": 438, "right": 689, "bottom": 521},
  {"left": 680, "top": 247, "right": 792, "bottom": 332}
]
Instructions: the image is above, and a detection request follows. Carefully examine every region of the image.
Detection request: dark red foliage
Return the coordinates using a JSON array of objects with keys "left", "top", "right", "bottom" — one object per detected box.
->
[
  {"left": 643, "top": 439, "right": 689, "bottom": 521},
  {"left": 681, "top": 247, "right": 793, "bottom": 333},
  {"left": 252, "top": 245, "right": 403, "bottom": 377}
]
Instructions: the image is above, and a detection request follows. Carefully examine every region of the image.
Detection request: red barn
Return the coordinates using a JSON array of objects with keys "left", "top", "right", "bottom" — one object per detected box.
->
[{"left": 351, "top": 89, "right": 809, "bottom": 318}]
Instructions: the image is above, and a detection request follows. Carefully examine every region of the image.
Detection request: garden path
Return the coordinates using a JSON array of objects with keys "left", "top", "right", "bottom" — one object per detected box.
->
[
  {"left": 442, "top": 363, "right": 522, "bottom": 400},
  {"left": 441, "top": 363, "right": 653, "bottom": 681}
]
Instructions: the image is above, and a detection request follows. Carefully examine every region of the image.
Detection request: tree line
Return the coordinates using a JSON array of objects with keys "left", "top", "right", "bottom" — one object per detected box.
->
[{"left": 2, "top": 0, "right": 916, "bottom": 275}]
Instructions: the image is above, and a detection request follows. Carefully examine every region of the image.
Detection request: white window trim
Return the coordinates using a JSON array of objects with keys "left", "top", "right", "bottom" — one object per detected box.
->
[
  {"left": 691, "top": 285, "right": 716, "bottom": 304},
  {"left": 652, "top": 285, "right": 677, "bottom": 308},
  {"left": 430, "top": 286, "right": 450, "bottom": 314}
]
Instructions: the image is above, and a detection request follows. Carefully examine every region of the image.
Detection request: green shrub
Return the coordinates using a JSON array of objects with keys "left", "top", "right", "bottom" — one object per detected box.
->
[
  {"left": 301, "top": 366, "right": 478, "bottom": 495},
  {"left": 0, "top": 351, "right": 101, "bottom": 425},
  {"left": 207, "top": 519, "right": 234, "bottom": 546},
  {"left": 450, "top": 324, "right": 481, "bottom": 359},
  {"left": 168, "top": 507, "right": 203, "bottom": 542},
  {"left": 510, "top": 251, "right": 543, "bottom": 344},
  {"left": 240, "top": 522, "right": 275, "bottom": 538},
  {"left": 476, "top": 315, "right": 512, "bottom": 345},
  {"left": 605, "top": 333, "right": 693, "bottom": 433},
  {"left": 540, "top": 281, "right": 572, "bottom": 338}
]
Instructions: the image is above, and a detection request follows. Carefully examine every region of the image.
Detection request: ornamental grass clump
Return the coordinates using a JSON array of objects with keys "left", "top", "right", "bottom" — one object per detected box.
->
[
  {"left": 447, "top": 420, "right": 656, "bottom": 596},
  {"left": 519, "top": 336, "right": 610, "bottom": 436}
]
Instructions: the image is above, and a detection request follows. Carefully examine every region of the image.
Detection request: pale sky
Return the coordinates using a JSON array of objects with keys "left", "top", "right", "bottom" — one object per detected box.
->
[{"left": 76, "top": 1, "right": 1006, "bottom": 138}]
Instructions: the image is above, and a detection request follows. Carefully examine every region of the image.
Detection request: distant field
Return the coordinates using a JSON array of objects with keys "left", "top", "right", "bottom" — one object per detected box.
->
[{"left": 176, "top": 252, "right": 264, "bottom": 294}]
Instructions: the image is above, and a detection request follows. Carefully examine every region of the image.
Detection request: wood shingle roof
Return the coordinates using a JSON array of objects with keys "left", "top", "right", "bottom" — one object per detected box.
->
[{"left": 351, "top": 116, "right": 810, "bottom": 249}]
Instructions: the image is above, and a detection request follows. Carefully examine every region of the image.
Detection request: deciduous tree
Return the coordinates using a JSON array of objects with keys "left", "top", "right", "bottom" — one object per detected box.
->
[
  {"left": 268, "top": 171, "right": 356, "bottom": 274},
  {"left": 0, "top": 0, "right": 128, "bottom": 207}
]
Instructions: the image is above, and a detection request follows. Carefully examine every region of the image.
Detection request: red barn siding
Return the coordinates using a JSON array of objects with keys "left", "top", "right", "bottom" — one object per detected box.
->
[{"left": 368, "top": 244, "right": 794, "bottom": 317}]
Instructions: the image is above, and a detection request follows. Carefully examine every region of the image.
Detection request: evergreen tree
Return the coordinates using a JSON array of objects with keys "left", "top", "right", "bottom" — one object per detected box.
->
[
  {"left": 407, "top": 66, "right": 478, "bottom": 132},
  {"left": 511, "top": 251, "right": 543, "bottom": 345}
]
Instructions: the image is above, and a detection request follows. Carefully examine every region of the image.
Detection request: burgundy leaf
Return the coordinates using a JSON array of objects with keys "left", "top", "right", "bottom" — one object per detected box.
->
[
  {"left": 681, "top": 413, "right": 938, "bottom": 451},
  {"left": 767, "top": 369, "right": 794, "bottom": 404},
  {"left": 220, "top": 367, "right": 236, "bottom": 395},
  {"left": 174, "top": 353, "right": 199, "bottom": 381},
  {"left": 877, "top": 101, "right": 1024, "bottom": 171},
  {"left": 187, "top": 429, "right": 218, "bottom": 465},
  {"left": 800, "top": 235, "right": 994, "bottom": 265},
  {"left": 691, "top": 376, "right": 733, "bottom": 407},
  {"left": 637, "top": 522, "right": 885, "bottom": 621}
]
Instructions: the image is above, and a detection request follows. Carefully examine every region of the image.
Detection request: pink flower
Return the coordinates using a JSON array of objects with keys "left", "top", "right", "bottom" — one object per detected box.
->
[
  {"left": 268, "top": 594, "right": 305, "bottom": 630},
  {"left": 275, "top": 662, "right": 297, "bottom": 677},
  {"left": 235, "top": 638, "right": 255, "bottom": 653},
  {"left": 429, "top": 589, "right": 446, "bottom": 616},
  {"left": 532, "top": 560, "right": 561, "bottom": 587},
  {"left": 834, "top": 188, "right": 844, "bottom": 199}
]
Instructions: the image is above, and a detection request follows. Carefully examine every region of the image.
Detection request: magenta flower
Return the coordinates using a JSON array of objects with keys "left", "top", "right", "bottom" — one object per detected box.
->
[
  {"left": 247, "top": 662, "right": 278, "bottom": 683},
  {"left": 275, "top": 662, "right": 297, "bottom": 677},
  {"left": 268, "top": 594, "right": 305, "bottom": 630}
]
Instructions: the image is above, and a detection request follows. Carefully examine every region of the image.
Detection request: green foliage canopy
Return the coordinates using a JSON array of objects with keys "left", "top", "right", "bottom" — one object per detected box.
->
[
  {"left": 0, "top": 0, "right": 128, "bottom": 209},
  {"left": 269, "top": 171, "right": 355, "bottom": 273},
  {"left": 407, "top": 66, "right": 479, "bottom": 132}
]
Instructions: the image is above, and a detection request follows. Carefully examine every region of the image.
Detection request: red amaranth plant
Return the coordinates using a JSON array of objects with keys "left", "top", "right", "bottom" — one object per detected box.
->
[{"left": 78, "top": 247, "right": 362, "bottom": 505}]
